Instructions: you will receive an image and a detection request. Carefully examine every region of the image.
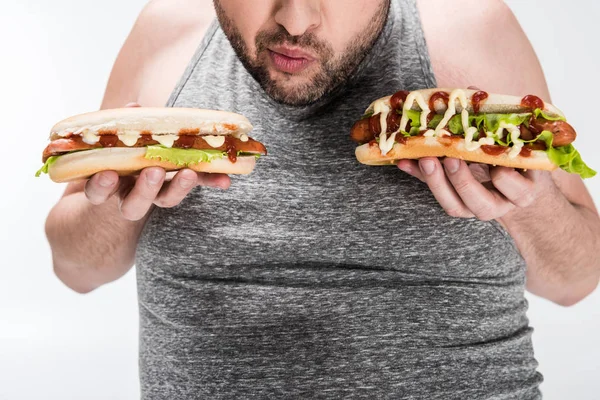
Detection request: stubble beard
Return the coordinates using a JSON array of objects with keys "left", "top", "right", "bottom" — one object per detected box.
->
[{"left": 214, "top": 1, "right": 390, "bottom": 106}]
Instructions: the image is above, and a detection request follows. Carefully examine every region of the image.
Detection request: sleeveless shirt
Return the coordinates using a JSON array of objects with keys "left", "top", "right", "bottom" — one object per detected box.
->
[{"left": 136, "top": 0, "right": 543, "bottom": 398}]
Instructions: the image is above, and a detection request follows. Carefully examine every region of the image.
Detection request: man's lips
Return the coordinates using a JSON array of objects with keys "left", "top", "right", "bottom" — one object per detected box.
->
[{"left": 267, "top": 46, "right": 316, "bottom": 74}]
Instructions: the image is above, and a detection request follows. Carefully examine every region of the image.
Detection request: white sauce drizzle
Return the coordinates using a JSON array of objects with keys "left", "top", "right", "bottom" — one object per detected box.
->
[
  {"left": 399, "top": 92, "right": 431, "bottom": 133},
  {"left": 118, "top": 133, "right": 141, "bottom": 147},
  {"left": 151, "top": 134, "right": 178, "bottom": 148},
  {"left": 373, "top": 100, "right": 392, "bottom": 155},
  {"left": 379, "top": 131, "right": 398, "bottom": 155},
  {"left": 370, "top": 88, "right": 527, "bottom": 158},
  {"left": 203, "top": 135, "right": 226, "bottom": 148},
  {"left": 81, "top": 130, "right": 100, "bottom": 145}
]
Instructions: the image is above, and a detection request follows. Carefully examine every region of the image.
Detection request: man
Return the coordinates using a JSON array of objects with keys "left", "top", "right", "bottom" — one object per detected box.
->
[{"left": 45, "top": 0, "right": 600, "bottom": 398}]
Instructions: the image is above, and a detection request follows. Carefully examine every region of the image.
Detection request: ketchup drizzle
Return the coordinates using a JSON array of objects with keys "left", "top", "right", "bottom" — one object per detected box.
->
[
  {"left": 99, "top": 135, "right": 118, "bottom": 147},
  {"left": 480, "top": 145, "right": 507, "bottom": 156},
  {"left": 225, "top": 136, "right": 237, "bottom": 163},
  {"left": 390, "top": 90, "right": 410, "bottom": 111},
  {"left": 471, "top": 91, "right": 489, "bottom": 113},
  {"left": 521, "top": 95, "right": 545, "bottom": 110},
  {"left": 429, "top": 91, "right": 450, "bottom": 111}
]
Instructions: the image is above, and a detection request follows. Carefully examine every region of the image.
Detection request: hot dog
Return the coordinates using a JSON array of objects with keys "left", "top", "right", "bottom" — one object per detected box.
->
[
  {"left": 36, "top": 107, "right": 267, "bottom": 183},
  {"left": 350, "top": 88, "right": 595, "bottom": 178}
]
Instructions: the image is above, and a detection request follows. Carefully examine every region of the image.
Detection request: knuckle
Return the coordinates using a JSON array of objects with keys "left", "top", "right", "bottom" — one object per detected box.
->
[
  {"left": 118, "top": 199, "right": 143, "bottom": 221},
  {"left": 490, "top": 171, "right": 508, "bottom": 186},
  {"left": 155, "top": 197, "right": 181, "bottom": 209},
  {"left": 122, "top": 208, "right": 145, "bottom": 221},
  {"left": 427, "top": 177, "right": 447, "bottom": 193},
  {"left": 515, "top": 190, "right": 535, "bottom": 207},
  {"left": 84, "top": 187, "right": 104, "bottom": 205},
  {"left": 473, "top": 205, "right": 496, "bottom": 221},
  {"left": 446, "top": 207, "right": 468, "bottom": 218},
  {"left": 452, "top": 179, "right": 472, "bottom": 194},
  {"left": 137, "top": 185, "right": 161, "bottom": 202},
  {"left": 119, "top": 207, "right": 137, "bottom": 221}
]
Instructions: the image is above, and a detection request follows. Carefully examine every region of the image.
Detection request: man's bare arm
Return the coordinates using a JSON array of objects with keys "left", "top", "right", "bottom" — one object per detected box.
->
[
  {"left": 46, "top": 0, "right": 219, "bottom": 293},
  {"left": 418, "top": 0, "right": 600, "bottom": 305}
]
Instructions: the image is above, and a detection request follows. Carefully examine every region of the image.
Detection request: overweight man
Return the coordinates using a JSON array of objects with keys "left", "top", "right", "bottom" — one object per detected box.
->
[{"left": 45, "top": 0, "right": 600, "bottom": 398}]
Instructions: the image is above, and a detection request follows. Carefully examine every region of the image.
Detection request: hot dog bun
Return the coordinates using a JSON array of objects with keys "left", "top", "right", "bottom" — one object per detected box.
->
[
  {"left": 51, "top": 107, "right": 253, "bottom": 138},
  {"left": 355, "top": 137, "right": 556, "bottom": 170},
  {"left": 48, "top": 148, "right": 257, "bottom": 183}
]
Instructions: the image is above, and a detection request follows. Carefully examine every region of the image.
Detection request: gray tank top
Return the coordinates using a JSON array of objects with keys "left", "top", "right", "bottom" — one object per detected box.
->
[{"left": 136, "top": 0, "right": 542, "bottom": 398}]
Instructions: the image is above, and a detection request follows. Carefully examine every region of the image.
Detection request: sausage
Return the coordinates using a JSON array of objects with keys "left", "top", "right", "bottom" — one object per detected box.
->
[
  {"left": 519, "top": 124, "right": 535, "bottom": 141},
  {"left": 350, "top": 119, "right": 375, "bottom": 144},
  {"left": 369, "top": 114, "right": 381, "bottom": 135},
  {"left": 369, "top": 112, "right": 401, "bottom": 134},
  {"left": 386, "top": 111, "right": 401, "bottom": 132},
  {"left": 530, "top": 119, "right": 577, "bottom": 147},
  {"left": 42, "top": 135, "right": 267, "bottom": 162},
  {"left": 351, "top": 112, "right": 403, "bottom": 144}
]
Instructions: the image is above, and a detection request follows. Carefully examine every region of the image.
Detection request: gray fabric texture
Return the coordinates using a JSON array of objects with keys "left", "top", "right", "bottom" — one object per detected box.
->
[{"left": 135, "top": 0, "right": 543, "bottom": 398}]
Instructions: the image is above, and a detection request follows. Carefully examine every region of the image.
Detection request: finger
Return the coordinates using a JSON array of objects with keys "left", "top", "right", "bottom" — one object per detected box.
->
[
  {"left": 196, "top": 173, "right": 231, "bottom": 189},
  {"left": 418, "top": 157, "right": 475, "bottom": 218},
  {"left": 84, "top": 171, "right": 119, "bottom": 205},
  {"left": 119, "top": 168, "right": 166, "bottom": 221},
  {"left": 443, "top": 158, "right": 514, "bottom": 220},
  {"left": 468, "top": 163, "right": 491, "bottom": 184},
  {"left": 467, "top": 86, "right": 481, "bottom": 90},
  {"left": 490, "top": 166, "right": 536, "bottom": 208},
  {"left": 397, "top": 159, "right": 426, "bottom": 182},
  {"left": 154, "top": 169, "right": 198, "bottom": 208}
]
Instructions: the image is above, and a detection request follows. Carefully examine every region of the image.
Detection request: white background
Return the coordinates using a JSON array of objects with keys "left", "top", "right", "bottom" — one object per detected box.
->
[{"left": 0, "top": 1, "right": 598, "bottom": 399}]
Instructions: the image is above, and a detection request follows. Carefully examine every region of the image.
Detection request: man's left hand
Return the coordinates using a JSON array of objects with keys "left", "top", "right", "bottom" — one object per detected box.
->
[{"left": 397, "top": 157, "right": 553, "bottom": 221}]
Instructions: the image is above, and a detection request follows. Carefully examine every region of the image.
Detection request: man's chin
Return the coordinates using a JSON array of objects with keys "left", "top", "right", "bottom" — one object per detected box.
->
[
  {"left": 264, "top": 84, "right": 324, "bottom": 106},
  {"left": 259, "top": 73, "right": 325, "bottom": 105}
]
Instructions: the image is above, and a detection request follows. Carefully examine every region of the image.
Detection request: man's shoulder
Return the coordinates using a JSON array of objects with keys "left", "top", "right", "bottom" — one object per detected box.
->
[
  {"left": 417, "top": 0, "right": 510, "bottom": 23},
  {"left": 102, "top": 0, "right": 215, "bottom": 108},
  {"left": 417, "top": 0, "right": 545, "bottom": 95},
  {"left": 134, "top": 0, "right": 215, "bottom": 48}
]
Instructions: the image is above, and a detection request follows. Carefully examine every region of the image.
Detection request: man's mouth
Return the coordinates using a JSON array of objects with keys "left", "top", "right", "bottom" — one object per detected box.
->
[{"left": 267, "top": 46, "right": 316, "bottom": 74}]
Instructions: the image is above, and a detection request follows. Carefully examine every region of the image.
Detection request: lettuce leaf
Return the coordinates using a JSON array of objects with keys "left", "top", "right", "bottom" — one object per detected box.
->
[
  {"left": 448, "top": 115, "right": 464, "bottom": 134},
  {"left": 403, "top": 110, "right": 422, "bottom": 135},
  {"left": 35, "top": 156, "right": 59, "bottom": 177},
  {"left": 404, "top": 110, "right": 420, "bottom": 128},
  {"left": 482, "top": 113, "right": 531, "bottom": 132},
  {"left": 536, "top": 131, "right": 596, "bottom": 178},
  {"left": 534, "top": 108, "right": 567, "bottom": 122},
  {"left": 428, "top": 114, "right": 444, "bottom": 129},
  {"left": 144, "top": 146, "right": 226, "bottom": 166}
]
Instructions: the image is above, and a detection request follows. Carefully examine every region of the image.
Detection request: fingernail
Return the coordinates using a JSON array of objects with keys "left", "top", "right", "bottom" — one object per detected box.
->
[
  {"left": 420, "top": 160, "right": 435, "bottom": 176},
  {"left": 147, "top": 169, "right": 162, "bottom": 185},
  {"left": 445, "top": 159, "right": 461, "bottom": 174},
  {"left": 180, "top": 178, "right": 195, "bottom": 189},
  {"left": 98, "top": 174, "right": 116, "bottom": 188}
]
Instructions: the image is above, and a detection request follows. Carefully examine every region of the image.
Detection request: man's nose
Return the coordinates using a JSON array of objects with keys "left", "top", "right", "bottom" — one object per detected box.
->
[{"left": 274, "top": 0, "right": 321, "bottom": 37}]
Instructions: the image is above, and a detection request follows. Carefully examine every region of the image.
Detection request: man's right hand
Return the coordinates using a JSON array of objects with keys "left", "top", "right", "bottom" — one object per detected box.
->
[{"left": 84, "top": 167, "right": 230, "bottom": 221}]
